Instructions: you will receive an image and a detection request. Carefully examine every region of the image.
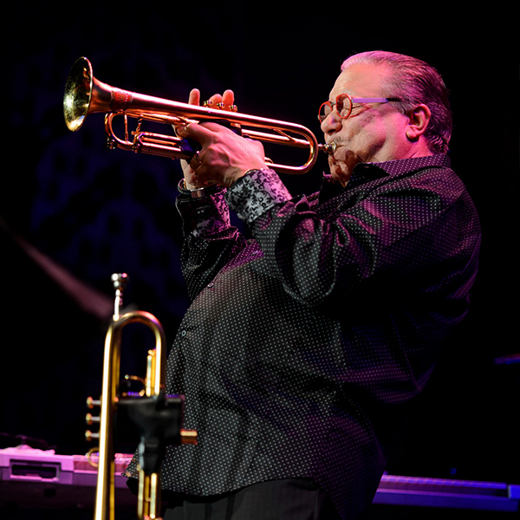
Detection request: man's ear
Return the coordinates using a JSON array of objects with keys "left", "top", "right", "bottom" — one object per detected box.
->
[{"left": 406, "top": 104, "right": 431, "bottom": 141}]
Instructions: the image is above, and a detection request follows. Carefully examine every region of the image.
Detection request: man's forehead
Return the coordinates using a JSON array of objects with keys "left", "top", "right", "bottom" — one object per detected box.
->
[{"left": 329, "top": 62, "right": 389, "bottom": 98}]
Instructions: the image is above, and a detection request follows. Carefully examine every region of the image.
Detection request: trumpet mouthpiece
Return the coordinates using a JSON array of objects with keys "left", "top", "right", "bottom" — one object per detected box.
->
[{"left": 319, "top": 142, "right": 337, "bottom": 155}]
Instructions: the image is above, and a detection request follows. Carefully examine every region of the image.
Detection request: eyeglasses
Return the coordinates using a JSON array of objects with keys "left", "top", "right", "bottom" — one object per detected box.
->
[{"left": 318, "top": 93, "right": 400, "bottom": 123}]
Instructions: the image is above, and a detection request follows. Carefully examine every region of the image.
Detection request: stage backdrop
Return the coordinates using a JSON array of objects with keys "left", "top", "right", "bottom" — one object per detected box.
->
[{"left": 2, "top": 2, "right": 518, "bottom": 488}]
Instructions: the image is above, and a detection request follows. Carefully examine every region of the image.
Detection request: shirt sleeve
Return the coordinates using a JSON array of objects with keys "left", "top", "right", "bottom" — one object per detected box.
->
[
  {"left": 228, "top": 166, "right": 480, "bottom": 312},
  {"left": 175, "top": 182, "right": 247, "bottom": 300}
]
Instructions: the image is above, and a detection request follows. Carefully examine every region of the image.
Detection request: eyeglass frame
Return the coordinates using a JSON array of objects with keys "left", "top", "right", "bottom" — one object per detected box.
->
[{"left": 318, "top": 93, "right": 401, "bottom": 123}]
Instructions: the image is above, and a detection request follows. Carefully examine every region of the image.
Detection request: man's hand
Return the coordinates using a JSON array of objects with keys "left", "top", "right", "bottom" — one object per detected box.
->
[{"left": 176, "top": 89, "right": 266, "bottom": 189}]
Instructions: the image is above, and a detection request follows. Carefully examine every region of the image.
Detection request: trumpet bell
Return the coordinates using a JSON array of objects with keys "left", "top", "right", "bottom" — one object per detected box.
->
[
  {"left": 64, "top": 57, "right": 117, "bottom": 132},
  {"left": 64, "top": 57, "right": 93, "bottom": 131}
]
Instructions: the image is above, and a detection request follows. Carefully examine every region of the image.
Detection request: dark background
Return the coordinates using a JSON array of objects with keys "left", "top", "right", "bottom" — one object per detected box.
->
[{"left": 1, "top": 2, "right": 518, "bottom": 490}]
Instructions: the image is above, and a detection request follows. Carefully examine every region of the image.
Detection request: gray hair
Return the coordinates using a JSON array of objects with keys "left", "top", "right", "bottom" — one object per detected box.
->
[{"left": 342, "top": 51, "right": 452, "bottom": 154}]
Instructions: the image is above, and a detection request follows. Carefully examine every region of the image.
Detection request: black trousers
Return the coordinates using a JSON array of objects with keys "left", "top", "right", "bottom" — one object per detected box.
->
[{"left": 162, "top": 478, "right": 341, "bottom": 520}]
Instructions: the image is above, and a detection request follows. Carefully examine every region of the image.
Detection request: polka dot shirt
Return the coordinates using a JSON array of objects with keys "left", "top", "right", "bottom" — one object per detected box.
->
[{"left": 126, "top": 155, "right": 481, "bottom": 519}]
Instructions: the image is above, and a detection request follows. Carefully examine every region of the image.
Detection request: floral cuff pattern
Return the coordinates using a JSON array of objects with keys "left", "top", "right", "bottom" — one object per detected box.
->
[{"left": 225, "top": 168, "right": 292, "bottom": 224}]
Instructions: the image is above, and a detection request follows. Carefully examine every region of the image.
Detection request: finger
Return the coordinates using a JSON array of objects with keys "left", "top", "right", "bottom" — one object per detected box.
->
[
  {"left": 206, "top": 93, "right": 223, "bottom": 107},
  {"left": 189, "top": 150, "right": 203, "bottom": 172},
  {"left": 188, "top": 88, "right": 201, "bottom": 105},
  {"left": 177, "top": 121, "right": 216, "bottom": 143},
  {"left": 173, "top": 88, "right": 201, "bottom": 135},
  {"left": 222, "top": 89, "right": 235, "bottom": 109}
]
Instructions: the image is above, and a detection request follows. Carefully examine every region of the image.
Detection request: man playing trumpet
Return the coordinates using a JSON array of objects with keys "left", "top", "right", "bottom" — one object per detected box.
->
[{"left": 126, "top": 50, "right": 480, "bottom": 520}]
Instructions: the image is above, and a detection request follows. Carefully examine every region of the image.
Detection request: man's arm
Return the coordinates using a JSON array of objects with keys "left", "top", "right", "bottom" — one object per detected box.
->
[{"left": 176, "top": 181, "right": 247, "bottom": 300}]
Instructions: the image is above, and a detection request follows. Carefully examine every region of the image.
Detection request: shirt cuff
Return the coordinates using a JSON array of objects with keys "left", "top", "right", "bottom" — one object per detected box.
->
[
  {"left": 176, "top": 181, "right": 231, "bottom": 238},
  {"left": 225, "top": 168, "right": 292, "bottom": 224}
]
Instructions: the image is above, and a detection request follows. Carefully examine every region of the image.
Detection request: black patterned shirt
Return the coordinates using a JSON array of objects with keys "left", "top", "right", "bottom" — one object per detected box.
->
[{"left": 130, "top": 155, "right": 481, "bottom": 519}]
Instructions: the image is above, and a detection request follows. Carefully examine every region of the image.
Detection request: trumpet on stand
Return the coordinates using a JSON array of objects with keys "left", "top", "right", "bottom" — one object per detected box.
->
[{"left": 86, "top": 273, "right": 196, "bottom": 520}]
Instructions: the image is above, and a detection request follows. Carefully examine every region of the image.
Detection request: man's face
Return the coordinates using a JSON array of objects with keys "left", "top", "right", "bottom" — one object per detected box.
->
[{"left": 320, "top": 62, "right": 410, "bottom": 185}]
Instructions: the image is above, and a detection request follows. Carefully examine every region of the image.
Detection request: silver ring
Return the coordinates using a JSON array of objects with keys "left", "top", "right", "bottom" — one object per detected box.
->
[{"left": 193, "top": 151, "right": 202, "bottom": 167}]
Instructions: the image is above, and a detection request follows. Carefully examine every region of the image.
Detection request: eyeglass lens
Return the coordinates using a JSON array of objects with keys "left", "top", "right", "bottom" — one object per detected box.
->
[{"left": 318, "top": 94, "right": 352, "bottom": 122}]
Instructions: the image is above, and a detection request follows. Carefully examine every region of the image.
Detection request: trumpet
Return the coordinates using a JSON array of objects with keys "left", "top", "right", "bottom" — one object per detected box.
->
[
  {"left": 63, "top": 57, "right": 335, "bottom": 175},
  {"left": 86, "top": 273, "right": 196, "bottom": 520}
]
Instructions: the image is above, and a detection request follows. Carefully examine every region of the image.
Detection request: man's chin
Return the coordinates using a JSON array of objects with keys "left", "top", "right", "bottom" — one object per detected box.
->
[{"left": 329, "top": 160, "right": 353, "bottom": 186}]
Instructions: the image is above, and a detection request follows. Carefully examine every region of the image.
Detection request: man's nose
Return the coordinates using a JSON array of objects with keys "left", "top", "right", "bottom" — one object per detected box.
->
[{"left": 320, "top": 111, "right": 342, "bottom": 135}]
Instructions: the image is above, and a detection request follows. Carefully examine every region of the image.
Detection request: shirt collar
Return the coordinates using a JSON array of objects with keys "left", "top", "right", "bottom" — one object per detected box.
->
[
  {"left": 319, "top": 154, "right": 451, "bottom": 202},
  {"left": 360, "top": 154, "right": 451, "bottom": 176}
]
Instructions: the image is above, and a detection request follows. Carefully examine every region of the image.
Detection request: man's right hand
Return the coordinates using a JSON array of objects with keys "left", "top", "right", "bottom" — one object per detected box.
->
[{"left": 176, "top": 88, "right": 237, "bottom": 190}]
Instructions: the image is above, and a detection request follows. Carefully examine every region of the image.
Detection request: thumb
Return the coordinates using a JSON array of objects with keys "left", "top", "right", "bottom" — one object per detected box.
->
[{"left": 176, "top": 122, "right": 212, "bottom": 142}]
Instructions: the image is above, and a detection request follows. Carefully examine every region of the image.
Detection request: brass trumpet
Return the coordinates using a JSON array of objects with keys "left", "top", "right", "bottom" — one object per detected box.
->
[
  {"left": 86, "top": 273, "right": 196, "bottom": 520},
  {"left": 63, "top": 57, "right": 334, "bottom": 175}
]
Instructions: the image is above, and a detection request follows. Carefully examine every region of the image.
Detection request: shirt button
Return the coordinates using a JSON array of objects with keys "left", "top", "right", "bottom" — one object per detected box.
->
[
  {"left": 207, "top": 282, "right": 214, "bottom": 288},
  {"left": 181, "top": 330, "right": 187, "bottom": 337}
]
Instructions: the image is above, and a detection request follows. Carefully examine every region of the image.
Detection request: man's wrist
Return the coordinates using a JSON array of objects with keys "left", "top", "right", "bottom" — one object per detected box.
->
[{"left": 179, "top": 178, "right": 211, "bottom": 199}]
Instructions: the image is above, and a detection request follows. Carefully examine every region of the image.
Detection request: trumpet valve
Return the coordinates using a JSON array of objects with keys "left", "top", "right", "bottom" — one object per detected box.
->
[
  {"left": 85, "top": 430, "right": 100, "bottom": 442},
  {"left": 86, "top": 396, "right": 101, "bottom": 409},
  {"left": 86, "top": 413, "right": 100, "bottom": 425},
  {"left": 203, "top": 99, "right": 238, "bottom": 113}
]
